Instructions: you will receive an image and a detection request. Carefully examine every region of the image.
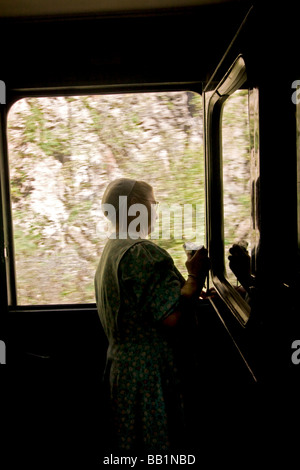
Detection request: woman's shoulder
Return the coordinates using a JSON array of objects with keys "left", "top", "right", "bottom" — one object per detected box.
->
[
  {"left": 118, "top": 239, "right": 186, "bottom": 286},
  {"left": 123, "top": 239, "right": 173, "bottom": 266},
  {"left": 129, "top": 239, "right": 171, "bottom": 256}
]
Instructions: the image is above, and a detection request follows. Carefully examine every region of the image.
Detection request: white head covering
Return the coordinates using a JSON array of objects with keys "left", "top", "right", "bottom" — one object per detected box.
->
[
  {"left": 102, "top": 178, "right": 136, "bottom": 212},
  {"left": 101, "top": 178, "right": 137, "bottom": 234},
  {"left": 101, "top": 178, "right": 156, "bottom": 239}
]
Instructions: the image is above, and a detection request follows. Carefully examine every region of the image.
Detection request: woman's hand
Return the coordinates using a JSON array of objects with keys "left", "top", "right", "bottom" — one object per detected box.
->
[
  {"left": 228, "top": 243, "right": 251, "bottom": 288},
  {"left": 163, "top": 247, "right": 210, "bottom": 328},
  {"left": 185, "top": 246, "right": 210, "bottom": 280}
]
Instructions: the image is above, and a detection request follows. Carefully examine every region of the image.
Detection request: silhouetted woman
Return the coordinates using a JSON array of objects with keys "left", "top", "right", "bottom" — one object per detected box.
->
[{"left": 94, "top": 178, "right": 209, "bottom": 455}]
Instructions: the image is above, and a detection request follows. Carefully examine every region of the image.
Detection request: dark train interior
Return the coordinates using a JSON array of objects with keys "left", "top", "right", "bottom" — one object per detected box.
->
[{"left": 1, "top": 0, "right": 300, "bottom": 465}]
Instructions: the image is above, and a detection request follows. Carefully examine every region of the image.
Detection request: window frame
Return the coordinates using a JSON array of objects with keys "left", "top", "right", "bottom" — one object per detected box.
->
[
  {"left": 1, "top": 83, "right": 204, "bottom": 310},
  {"left": 204, "top": 55, "right": 251, "bottom": 327},
  {"left": 0, "top": 105, "right": 16, "bottom": 309}
]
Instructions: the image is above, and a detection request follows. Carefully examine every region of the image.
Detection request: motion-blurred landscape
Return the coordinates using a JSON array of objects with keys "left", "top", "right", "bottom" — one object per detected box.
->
[{"left": 7, "top": 90, "right": 249, "bottom": 304}]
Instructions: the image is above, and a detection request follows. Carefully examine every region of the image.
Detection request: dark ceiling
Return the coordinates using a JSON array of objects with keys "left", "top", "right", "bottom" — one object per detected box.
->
[
  {"left": 1, "top": 1, "right": 254, "bottom": 95},
  {"left": 0, "top": 0, "right": 242, "bottom": 18}
]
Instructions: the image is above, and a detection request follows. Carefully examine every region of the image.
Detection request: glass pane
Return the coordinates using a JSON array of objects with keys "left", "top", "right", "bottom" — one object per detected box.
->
[
  {"left": 222, "top": 89, "right": 251, "bottom": 285},
  {"left": 7, "top": 92, "right": 205, "bottom": 305},
  {"left": 248, "top": 88, "right": 260, "bottom": 276}
]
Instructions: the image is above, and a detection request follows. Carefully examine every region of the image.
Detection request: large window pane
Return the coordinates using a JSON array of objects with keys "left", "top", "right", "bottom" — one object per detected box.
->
[{"left": 7, "top": 92, "right": 205, "bottom": 305}]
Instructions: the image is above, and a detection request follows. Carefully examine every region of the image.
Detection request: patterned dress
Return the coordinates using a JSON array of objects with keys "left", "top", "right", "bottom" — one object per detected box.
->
[{"left": 94, "top": 237, "right": 187, "bottom": 454}]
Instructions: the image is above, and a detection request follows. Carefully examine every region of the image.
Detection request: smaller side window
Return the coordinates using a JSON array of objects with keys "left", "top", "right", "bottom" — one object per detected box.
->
[
  {"left": 222, "top": 88, "right": 260, "bottom": 288},
  {"left": 204, "top": 56, "right": 260, "bottom": 326},
  {"left": 222, "top": 89, "right": 251, "bottom": 285}
]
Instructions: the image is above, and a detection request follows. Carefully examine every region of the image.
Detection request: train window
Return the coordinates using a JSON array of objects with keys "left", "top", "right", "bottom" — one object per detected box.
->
[
  {"left": 204, "top": 56, "right": 259, "bottom": 326},
  {"left": 222, "top": 88, "right": 261, "bottom": 285},
  {"left": 7, "top": 91, "right": 205, "bottom": 306}
]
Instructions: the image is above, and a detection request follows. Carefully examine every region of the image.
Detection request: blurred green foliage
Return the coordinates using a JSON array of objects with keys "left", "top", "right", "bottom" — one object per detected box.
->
[
  {"left": 8, "top": 92, "right": 205, "bottom": 304},
  {"left": 8, "top": 90, "right": 249, "bottom": 304}
]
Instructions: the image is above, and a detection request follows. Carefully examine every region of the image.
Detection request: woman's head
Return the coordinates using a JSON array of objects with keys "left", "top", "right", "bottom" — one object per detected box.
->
[
  {"left": 130, "top": 180, "right": 154, "bottom": 206},
  {"left": 102, "top": 178, "right": 157, "bottom": 237}
]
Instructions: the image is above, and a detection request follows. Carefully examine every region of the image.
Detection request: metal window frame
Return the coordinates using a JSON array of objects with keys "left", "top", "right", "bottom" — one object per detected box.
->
[{"left": 0, "top": 105, "right": 17, "bottom": 309}]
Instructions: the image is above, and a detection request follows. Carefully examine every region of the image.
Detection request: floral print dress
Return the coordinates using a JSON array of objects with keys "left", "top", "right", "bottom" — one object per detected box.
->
[{"left": 94, "top": 237, "right": 187, "bottom": 454}]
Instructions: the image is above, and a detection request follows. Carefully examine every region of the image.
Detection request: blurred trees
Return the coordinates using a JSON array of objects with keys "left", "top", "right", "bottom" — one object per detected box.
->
[
  {"left": 7, "top": 90, "right": 249, "bottom": 304},
  {"left": 8, "top": 92, "right": 205, "bottom": 304}
]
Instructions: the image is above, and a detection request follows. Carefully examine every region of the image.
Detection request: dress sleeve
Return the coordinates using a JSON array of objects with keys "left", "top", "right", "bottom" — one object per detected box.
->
[{"left": 118, "top": 241, "right": 182, "bottom": 323}]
